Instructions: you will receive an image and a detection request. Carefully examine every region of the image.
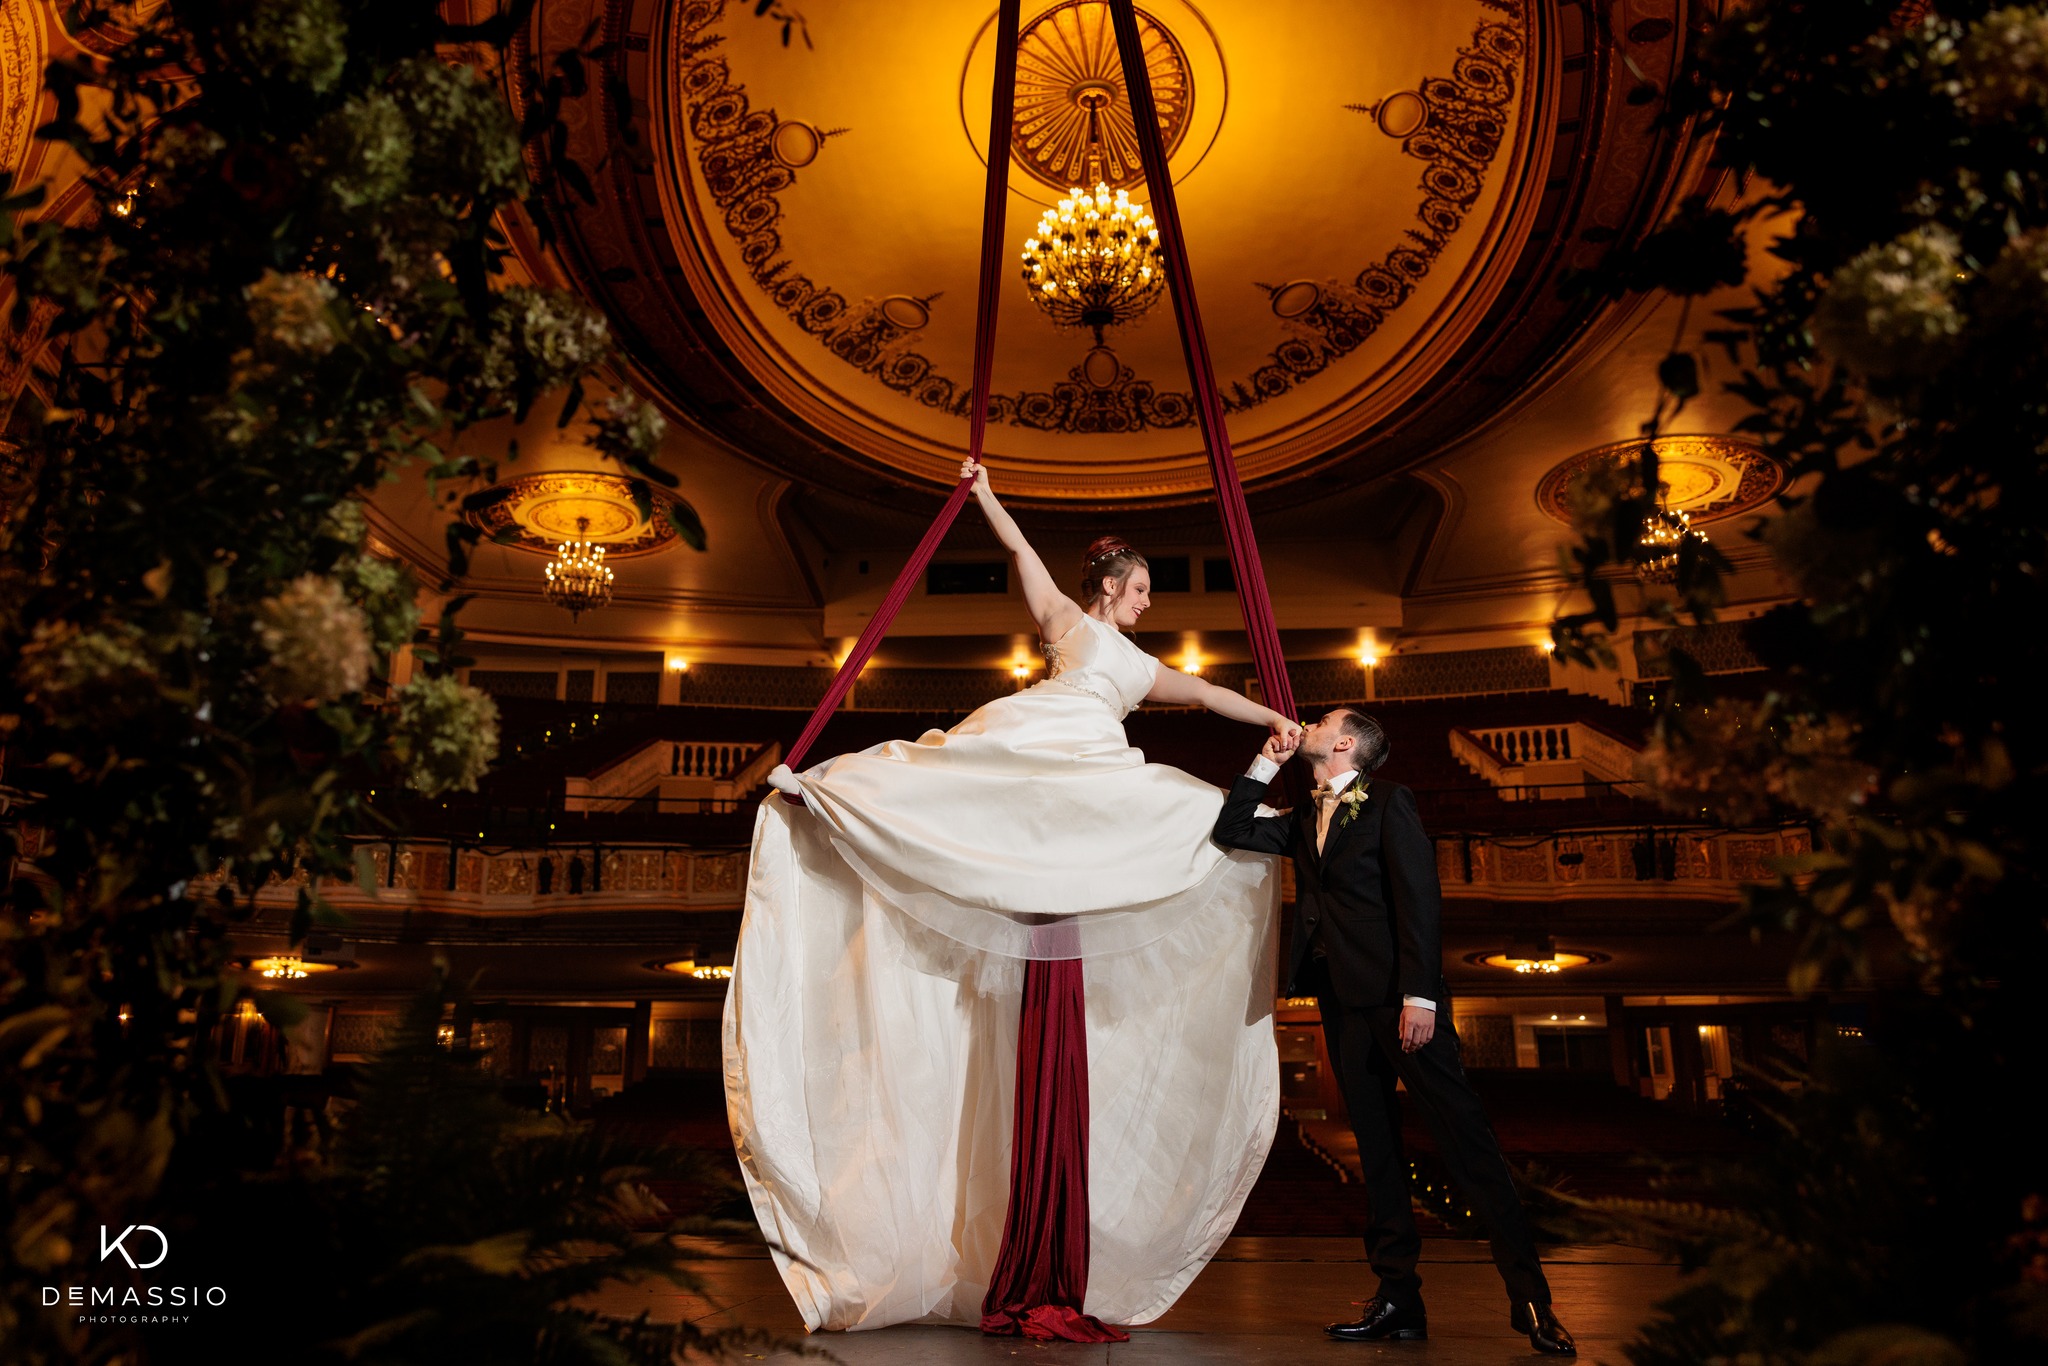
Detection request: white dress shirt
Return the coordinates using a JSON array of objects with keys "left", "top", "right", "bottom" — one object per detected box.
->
[{"left": 1245, "top": 757, "right": 1435, "bottom": 1013}]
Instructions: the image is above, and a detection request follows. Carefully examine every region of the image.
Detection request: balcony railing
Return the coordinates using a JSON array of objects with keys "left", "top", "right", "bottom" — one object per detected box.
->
[
  {"left": 1450, "top": 723, "right": 1651, "bottom": 802},
  {"left": 565, "top": 740, "right": 779, "bottom": 814},
  {"left": 1430, "top": 823, "right": 1814, "bottom": 900},
  {"left": 193, "top": 838, "right": 753, "bottom": 916}
]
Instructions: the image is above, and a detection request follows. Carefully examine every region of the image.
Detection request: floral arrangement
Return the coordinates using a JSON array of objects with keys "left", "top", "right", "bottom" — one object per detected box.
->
[
  {"left": 0, "top": 0, "right": 714, "bottom": 1359},
  {"left": 1552, "top": 3, "right": 2048, "bottom": 1360}
]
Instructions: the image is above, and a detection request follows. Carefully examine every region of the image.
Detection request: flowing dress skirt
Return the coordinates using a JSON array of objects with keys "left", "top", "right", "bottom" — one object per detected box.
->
[{"left": 724, "top": 689, "right": 1280, "bottom": 1331}]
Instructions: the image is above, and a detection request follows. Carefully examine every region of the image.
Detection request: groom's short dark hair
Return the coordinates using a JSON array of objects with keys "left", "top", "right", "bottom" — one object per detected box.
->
[{"left": 1334, "top": 709, "right": 1390, "bottom": 774}]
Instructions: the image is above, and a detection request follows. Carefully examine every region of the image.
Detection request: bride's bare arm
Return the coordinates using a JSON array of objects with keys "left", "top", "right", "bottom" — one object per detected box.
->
[
  {"left": 962, "top": 460, "right": 1082, "bottom": 640},
  {"left": 1147, "top": 666, "right": 1300, "bottom": 739}
]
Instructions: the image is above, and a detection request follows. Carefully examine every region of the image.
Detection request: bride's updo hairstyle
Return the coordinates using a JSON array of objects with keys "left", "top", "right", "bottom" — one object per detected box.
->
[{"left": 1081, "top": 536, "right": 1149, "bottom": 617}]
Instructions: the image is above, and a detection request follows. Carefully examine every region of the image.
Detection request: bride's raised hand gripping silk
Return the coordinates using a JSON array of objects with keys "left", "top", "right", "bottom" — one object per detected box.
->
[{"left": 725, "top": 611, "right": 1283, "bottom": 1331}]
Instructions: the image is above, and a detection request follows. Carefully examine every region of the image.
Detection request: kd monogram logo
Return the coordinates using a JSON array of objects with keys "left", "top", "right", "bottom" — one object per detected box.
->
[{"left": 99, "top": 1225, "right": 169, "bottom": 1270}]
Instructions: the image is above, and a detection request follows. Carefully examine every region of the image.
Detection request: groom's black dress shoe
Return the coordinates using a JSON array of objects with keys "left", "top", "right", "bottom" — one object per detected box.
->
[
  {"left": 1326, "top": 1295, "right": 1427, "bottom": 1342},
  {"left": 1510, "top": 1301, "right": 1577, "bottom": 1355}
]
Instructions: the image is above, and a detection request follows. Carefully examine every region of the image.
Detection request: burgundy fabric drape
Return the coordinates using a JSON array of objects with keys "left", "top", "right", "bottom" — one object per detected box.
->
[
  {"left": 1106, "top": 0, "right": 1298, "bottom": 725},
  {"left": 978, "top": 958, "right": 1128, "bottom": 1343},
  {"left": 766, "top": 0, "right": 1300, "bottom": 1344},
  {"left": 780, "top": 1, "right": 1022, "bottom": 776}
]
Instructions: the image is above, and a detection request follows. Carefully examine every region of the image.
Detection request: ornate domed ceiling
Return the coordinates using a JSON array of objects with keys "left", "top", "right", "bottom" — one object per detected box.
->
[
  {"left": 526, "top": 0, "right": 1704, "bottom": 510},
  {"left": 662, "top": 0, "right": 1532, "bottom": 501}
]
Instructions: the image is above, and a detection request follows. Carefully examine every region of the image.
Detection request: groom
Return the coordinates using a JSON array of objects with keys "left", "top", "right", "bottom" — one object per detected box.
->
[{"left": 1214, "top": 709, "right": 1575, "bottom": 1355}]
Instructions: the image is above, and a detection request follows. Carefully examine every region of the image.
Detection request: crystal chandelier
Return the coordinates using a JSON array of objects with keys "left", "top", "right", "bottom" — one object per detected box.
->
[
  {"left": 544, "top": 516, "right": 614, "bottom": 620},
  {"left": 1019, "top": 92, "right": 1166, "bottom": 344},
  {"left": 1022, "top": 184, "right": 1166, "bottom": 343},
  {"left": 1636, "top": 506, "right": 1708, "bottom": 584}
]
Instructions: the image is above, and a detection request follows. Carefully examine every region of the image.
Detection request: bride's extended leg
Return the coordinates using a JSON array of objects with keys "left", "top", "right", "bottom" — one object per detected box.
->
[{"left": 978, "top": 957, "right": 1129, "bottom": 1343}]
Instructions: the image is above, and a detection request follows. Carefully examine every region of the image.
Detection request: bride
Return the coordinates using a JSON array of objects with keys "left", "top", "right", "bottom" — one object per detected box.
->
[{"left": 726, "top": 460, "right": 1298, "bottom": 1338}]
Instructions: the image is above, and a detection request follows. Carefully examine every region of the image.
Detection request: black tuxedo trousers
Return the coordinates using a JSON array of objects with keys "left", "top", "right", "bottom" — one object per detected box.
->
[{"left": 1214, "top": 776, "right": 1551, "bottom": 1310}]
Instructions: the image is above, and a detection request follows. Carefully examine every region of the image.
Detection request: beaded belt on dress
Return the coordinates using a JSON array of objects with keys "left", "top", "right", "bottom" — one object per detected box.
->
[{"left": 1042, "top": 675, "right": 1117, "bottom": 710}]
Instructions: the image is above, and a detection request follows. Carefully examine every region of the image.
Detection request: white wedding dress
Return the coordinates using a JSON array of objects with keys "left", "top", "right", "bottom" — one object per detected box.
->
[{"left": 724, "top": 614, "right": 1281, "bottom": 1330}]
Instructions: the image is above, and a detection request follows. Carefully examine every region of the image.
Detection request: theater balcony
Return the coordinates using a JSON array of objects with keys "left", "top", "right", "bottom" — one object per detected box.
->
[{"left": 216, "top": 680, "right": 1830, "bottom": 1127}]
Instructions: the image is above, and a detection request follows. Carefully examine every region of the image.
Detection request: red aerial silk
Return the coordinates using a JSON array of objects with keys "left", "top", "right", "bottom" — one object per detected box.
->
[
  {"left": 774, "top": 0, "right": 1298, "bottom": 1342},
  {"left": 1105, "top": 0, "right": 1296, "bottom": 723},
  {"left": 780, "top": 1, "right": 1022, "bottom": 778},
  {"left": 977, "top": 958, "right": 1127, "bottom": 1343}
]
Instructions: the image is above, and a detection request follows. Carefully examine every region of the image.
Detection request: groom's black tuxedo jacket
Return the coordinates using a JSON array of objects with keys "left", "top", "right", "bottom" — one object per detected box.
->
[{"left": 1213, "top": 775, "right": 1447, "bottom": 1010}]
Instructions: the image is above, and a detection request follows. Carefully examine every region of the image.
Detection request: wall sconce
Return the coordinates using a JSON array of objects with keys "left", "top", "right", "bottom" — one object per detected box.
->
[{"left": 665, "top": 655, "right": 690, "bottom": 674}]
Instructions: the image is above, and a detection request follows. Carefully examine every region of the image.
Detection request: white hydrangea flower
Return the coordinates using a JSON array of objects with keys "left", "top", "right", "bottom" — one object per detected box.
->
[
  {"left": 247, "top": 270, "right": 342, "bottom": 358},
  {"left": 257, "top": 573, "right": 374, "bottom": 704},
  {"left": 395, "top": 675, "right": 501, "bottom": 795},
  {"left": 321, "top": 499, "right": 369, "bottom": 548},
  {"left": 1956, "top": 6, "right": 2048, "bottom": 119},
  {"left": 593, "top": 392, "right": 668, "bottom": 462},
  {"left": 1812, "top": 226, "right": 1965, "bottom": 380},
  {"left": 476, "top": 286, "right": 610, "bottom": 396}
]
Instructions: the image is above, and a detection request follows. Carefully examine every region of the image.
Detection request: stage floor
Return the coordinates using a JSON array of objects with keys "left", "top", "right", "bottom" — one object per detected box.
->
[{"left": 583, "top": 1237, "right": 1679, "bottom": 1364}]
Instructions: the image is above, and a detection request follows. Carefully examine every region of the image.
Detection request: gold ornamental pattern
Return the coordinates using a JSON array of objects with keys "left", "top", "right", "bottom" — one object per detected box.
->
[
  {"left": 1535, "top": 436, "right": 1786, "bottom": 527},
  {"left": 672, "top": 0, "right": 1528, "bottom": 435},
  {"left": 1010, "top": 1, "right": 1192, "bottom": 193},
  {"left": 462, "top": 472, "right": 687, "bottom": 558}
]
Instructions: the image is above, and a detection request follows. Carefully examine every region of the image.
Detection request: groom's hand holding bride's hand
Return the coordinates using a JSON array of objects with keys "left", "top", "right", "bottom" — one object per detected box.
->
[{"left": 1260, "top": 725, "right": 1302, "bottom": 764}]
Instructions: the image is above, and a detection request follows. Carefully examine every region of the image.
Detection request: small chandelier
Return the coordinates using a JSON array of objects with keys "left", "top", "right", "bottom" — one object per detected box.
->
[
  {"left": 243, "top": 954, "right": 339, "bottom": 979},
  {"left": 1481, "top": 934, "right": 1592, "bottom": 975},
  {"left": 1019, "top": 92, "right": 1166, "bottom": 344},
  {"left": 544, "top": 515, "right": 614, "bottom": 620},
  {"left": 1637, "top": 505, "right": 1708, "bottom": 584}
]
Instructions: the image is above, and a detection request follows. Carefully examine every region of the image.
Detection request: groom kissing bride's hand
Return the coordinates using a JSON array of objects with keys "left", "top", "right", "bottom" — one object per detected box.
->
[{"left": 1212, "top": 708, "right": 1576, "bottom": 1355}]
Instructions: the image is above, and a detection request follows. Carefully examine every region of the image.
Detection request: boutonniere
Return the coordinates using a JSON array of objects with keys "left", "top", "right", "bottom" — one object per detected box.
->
[{"left": 1335, "top": 782, "right": 1370, "bottom": 831}]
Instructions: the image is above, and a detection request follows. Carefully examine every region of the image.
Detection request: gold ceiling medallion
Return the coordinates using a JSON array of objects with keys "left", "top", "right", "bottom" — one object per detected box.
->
[
  {"left": 461, "top": 471, "right": 685, "bottom": 558},
  {"left": 1467, "top": 940, "right": 1606, "bottom": 975},
  {"left": 1009, "top": 1, "right": 1192, "bottom": 193},
  {"left": 1265, "top": 280, "right": 1322, "bottom": 320},
  {"left": 1351, "top": 90, "right": 1430, "bottom": 139},
  {"left": 1535, "top": 436, "right": 1786, "bottom": 527},
  {"left": 768, "top": 120, "right": 845, "bottom": 168}
]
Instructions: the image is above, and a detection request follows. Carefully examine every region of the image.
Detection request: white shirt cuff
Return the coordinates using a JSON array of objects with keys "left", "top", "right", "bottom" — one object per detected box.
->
[
  {"left": 1245, "top": 755, "right": 1280, "bottom": 783},
  {"left": 1402, "top": 996, "right": 1436, "bottom": 1012}
]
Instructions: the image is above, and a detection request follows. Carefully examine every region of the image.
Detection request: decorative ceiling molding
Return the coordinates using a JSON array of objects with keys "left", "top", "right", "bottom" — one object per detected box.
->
[
  {"left": 525, "top": 0, "right": 1714, "bottom": 514},
  {"left": 0, "top": 0, "right": 46, "bottom": 180},
  {"left": 1006, "top": 1, "right": 1192, "bottom": 193},
  {"left": 664, "top": 0, "right": 1527, "bottom": 447},
  {"left": 1534, "top": 435, "right": 1786, "bottom": 527},
  {"left": 461, "top": 471, "right": 689, "bottom": 558}
]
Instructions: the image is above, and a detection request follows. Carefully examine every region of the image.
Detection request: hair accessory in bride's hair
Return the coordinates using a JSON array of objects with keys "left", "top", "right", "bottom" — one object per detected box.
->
[{"left": 1079, "top": 536, "right": 1148, "bottom": 611}]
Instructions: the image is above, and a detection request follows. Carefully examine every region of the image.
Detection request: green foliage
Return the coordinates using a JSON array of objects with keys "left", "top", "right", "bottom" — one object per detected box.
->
[
  {"left": 0, "top": 0, "right": 711, "bottom": 1358},
  {"left": 1552, "top": 2, "right": 2048, "bottom": 1360}
]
